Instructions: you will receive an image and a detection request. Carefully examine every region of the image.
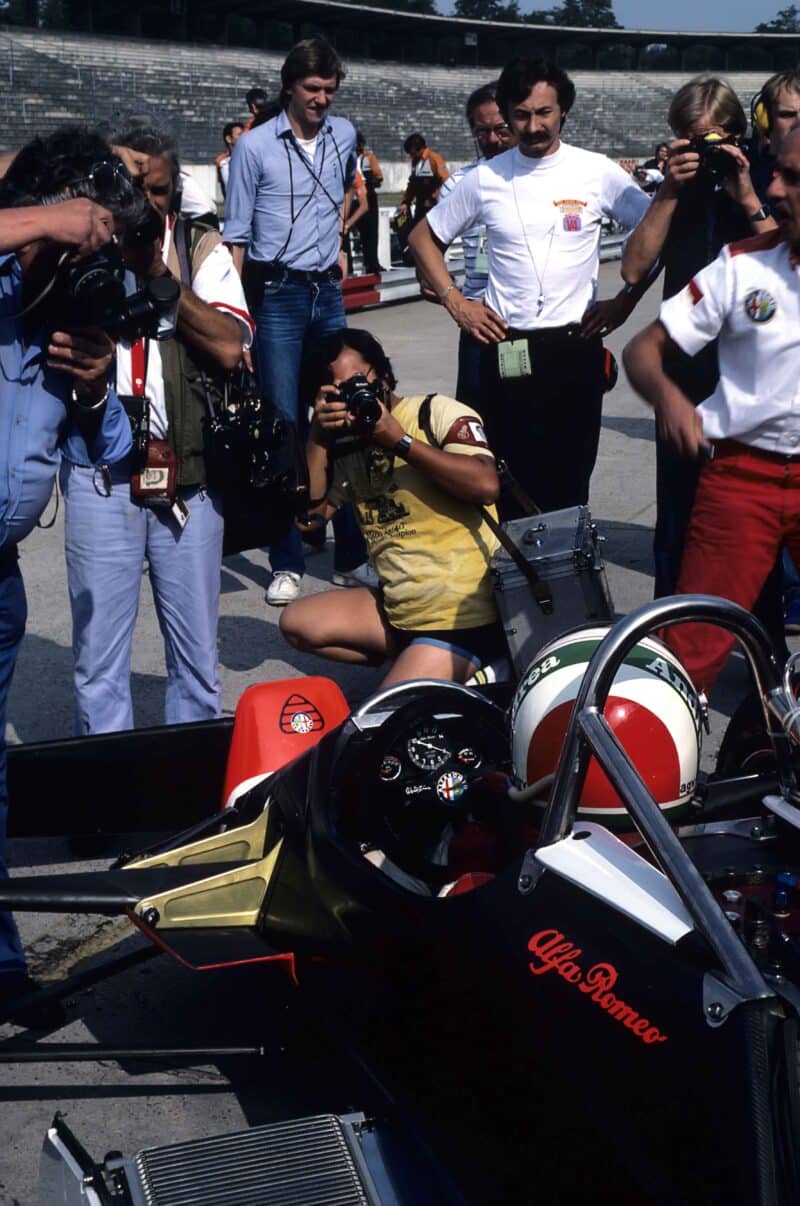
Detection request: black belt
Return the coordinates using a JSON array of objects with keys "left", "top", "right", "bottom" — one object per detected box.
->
[
  {"left": 258, "top": 261, "right": 342, "bottom": 285},
  {"left": 506, "top": 323, "right": 589, "bottom": 343}
]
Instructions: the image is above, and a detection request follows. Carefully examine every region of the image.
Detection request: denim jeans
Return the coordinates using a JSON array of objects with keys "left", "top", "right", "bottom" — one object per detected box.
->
[
  {"left": 0, "top": 550, "right": 27, "bottom": 974},
  {"left": 61, "top": 461, "right": 224, "bottom": 734},
  {"left": 254, "top": 276, "right": 366, "bottom": 575}
]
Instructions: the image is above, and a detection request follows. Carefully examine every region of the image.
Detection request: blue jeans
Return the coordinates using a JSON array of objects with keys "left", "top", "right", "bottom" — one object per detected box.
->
[
  {"left": 0, "top": 550, "right": 27, "bottom": 974},
  {"left": 61, "top": 461, "right": 224, "bottom": 733},
  {"left": 254, "top": 276, "right": 366, "bottom": 575}
]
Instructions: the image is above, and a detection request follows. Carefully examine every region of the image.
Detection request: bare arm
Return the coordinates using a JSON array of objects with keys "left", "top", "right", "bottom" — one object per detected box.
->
[
  {"left": 623, "top": 138, "right": 776, "bottom": 286},
  {"left": 172, "top": 284, "right": 242, "bottom": 372},
  {"left": 345, "top": 190, "right": 369, "bottom": 232},
  {"left": 313, "top": 387, "right": 499, "bottom": 506},
  {"left": 230, "top": 244, "right": 246, "bottom": 277},
  {"left": 0, "top": 199, "right": 114, "bottom": 257},
  {"left": 408, "top": 219, "right": 507, "bottom": 344},
  {"left": 623, "top": 320, "right": 706, "bottom": 459},
  {"left": 306, "top": 418, "right": 332, "bottom": 504}
]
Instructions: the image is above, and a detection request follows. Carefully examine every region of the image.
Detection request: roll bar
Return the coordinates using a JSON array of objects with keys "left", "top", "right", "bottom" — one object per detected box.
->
[{"left": 539, "top": 595, "right": 796, "bottom": 1002}]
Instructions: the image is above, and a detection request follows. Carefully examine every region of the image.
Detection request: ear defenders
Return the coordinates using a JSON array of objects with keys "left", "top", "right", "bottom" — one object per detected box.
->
[{"left": 751, "top": 89, "right": 770, "bottom": 138}]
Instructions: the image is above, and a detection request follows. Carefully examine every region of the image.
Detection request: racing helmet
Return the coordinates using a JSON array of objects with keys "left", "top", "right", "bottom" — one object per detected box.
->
[{"left": 510, "top": 626, "right": 702, "bottom": 830}]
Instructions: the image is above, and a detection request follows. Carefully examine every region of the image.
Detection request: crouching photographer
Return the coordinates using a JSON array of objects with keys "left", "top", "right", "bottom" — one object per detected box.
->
[
  {"left": 0, "top": 126, "right": 139, "bottom": 1014},
  {"left": 59, "top": 122, "right": 253, "bottom": 736},
  {"left": 279, "top": 329, "right": 506, "bottom": 685}
]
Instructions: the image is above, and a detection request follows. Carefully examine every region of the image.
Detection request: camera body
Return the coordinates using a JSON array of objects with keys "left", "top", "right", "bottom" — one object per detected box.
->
[
  {"left": 337, "top": 373, "right": 384, "bottom": 430},
  {"left": 56, "top": 245, "right": 180, "bottom": 342},
  {"left": 686, "top": 132, "right": 741, "bottom": 183}
]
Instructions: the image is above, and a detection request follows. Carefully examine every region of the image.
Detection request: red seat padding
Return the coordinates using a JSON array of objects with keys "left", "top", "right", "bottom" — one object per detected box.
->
[{"left": 222, "top": 677, "right": 350, "bottom": 808}]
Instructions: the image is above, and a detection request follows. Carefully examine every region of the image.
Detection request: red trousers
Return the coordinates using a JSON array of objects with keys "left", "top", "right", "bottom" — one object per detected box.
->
[{"left": 667, "top": 440, "right": 800, "bottom": 691}]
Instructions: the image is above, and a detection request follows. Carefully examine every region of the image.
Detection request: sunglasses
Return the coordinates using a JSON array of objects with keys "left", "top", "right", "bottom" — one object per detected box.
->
[
  {"left": 68, "top": 160, "right": 132, "bottom": 191},
  {"left": 474, "top": 122, "right": 511, "bottom": 139}
]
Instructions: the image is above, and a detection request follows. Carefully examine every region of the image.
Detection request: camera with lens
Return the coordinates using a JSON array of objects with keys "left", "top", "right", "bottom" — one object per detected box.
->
[
  {"left": 55, "top": 239, "right": 180, "bottom": 343},
  {"left": 686, "top": 132, "right": 741, "bottom": 183},
  {"left": 337, "top": 373, "right": 384, "bottom": 430}
]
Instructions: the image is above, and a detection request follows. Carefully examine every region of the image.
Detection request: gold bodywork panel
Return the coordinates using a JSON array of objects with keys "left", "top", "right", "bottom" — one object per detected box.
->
[
  {"left": 125, "top": 806, "right": 271, "bottom": 870},
  {"left": 134, "top": 838, "right": 283, "bottom": 930}
]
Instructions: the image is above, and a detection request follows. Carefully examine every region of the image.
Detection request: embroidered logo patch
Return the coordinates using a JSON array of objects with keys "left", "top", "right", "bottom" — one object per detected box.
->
[
  {"left": 553, "top": 198, "right": 586, "bottom": 232},
  {"left": 443, "top": 416, "right": 489, "bottom": 447},
  {"left": 744, "top": 288, "right": 776, "bottom": 323}
]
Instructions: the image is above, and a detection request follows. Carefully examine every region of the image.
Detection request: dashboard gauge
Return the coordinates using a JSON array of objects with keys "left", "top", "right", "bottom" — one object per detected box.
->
[
  {"left": 406, "top": 725, "right": 452, "bottom": 772},
  {"left": 379, "top": 754, "right": 402, "bottom": 782},
  {"left": 457, "top": 747, "right": 481, "bottom": 769}
]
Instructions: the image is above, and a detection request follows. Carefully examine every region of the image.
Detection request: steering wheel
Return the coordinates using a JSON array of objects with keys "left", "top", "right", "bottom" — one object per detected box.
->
[{"left": 329, "top": 681, "right": 509, "bottom": 886}]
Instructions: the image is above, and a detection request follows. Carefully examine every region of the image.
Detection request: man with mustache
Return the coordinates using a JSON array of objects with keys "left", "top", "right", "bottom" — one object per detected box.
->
[
  {"left": 624, "top": 126, "right": 800, "bottom": 692},
  {"left": 409, "top": 58, "right": 650, "bottom": 515}
]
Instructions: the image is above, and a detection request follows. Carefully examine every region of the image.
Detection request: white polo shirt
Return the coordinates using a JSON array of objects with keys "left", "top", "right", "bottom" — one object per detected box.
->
[
  {"left": 660, "top": 229, "right": 800, "bottom": 453},
  {"left": 427, "top": 142, "right": 649, "bottom": 330}
]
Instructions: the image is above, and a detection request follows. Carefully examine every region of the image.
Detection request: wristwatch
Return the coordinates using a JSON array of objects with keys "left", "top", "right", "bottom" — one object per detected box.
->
[
  {"left": 748, "top": 204, "right": 770, "bottom": 223},
  {"left": 393, "top": 433, "right": 413, "bottom": 459}
]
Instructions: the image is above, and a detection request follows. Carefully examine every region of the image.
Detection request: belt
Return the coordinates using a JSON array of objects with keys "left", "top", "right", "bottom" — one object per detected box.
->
[
  {"left": 259, "top": 262, "right": 342, "bottom": 285},
  {"left": 506, "top": 323, "right": 591, "bottom": 344},
  {"left": 714, "top": 438, "right": 800, "bottom": 464}
]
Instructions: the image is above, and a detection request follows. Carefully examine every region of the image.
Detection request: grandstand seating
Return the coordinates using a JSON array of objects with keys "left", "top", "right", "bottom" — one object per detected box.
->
[{"left": 0, "top": 28, "right": 770, "bottom": 165}]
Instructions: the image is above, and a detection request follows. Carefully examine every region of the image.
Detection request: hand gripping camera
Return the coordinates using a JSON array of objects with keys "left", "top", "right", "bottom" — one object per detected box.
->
[
  {"left": 337, "top": 374, "right": 384, "bottom": 431},
  {"left": 54, "top": 240, "right": 180, "bottom": 343},
  {"left": 686, "top": 132, "right": 742, "bottom": 184}
]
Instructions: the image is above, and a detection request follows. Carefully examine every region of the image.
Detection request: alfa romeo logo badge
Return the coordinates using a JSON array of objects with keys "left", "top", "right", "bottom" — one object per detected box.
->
[{"left": 744, "top": 288, "right": 776, "bottom": 323}]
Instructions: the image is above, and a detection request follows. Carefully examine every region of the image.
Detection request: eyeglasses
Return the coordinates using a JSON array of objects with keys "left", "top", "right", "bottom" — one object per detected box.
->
[
  {"left": 68, "top": 160, "right": 132, "bottom": 191},
  {"left": 474, "top": 122, "right": 510, "bottom": 140}
]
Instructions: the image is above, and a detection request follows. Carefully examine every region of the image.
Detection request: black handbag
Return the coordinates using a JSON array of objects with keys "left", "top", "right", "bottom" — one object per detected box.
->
[{"left": 202, "top": 365, "right": 309, "bottom": 556}]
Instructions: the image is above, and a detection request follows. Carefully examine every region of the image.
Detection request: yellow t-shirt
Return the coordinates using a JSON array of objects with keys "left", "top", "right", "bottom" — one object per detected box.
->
[{"left": 329, "top": 394, "right": 499, "bottom": 632}]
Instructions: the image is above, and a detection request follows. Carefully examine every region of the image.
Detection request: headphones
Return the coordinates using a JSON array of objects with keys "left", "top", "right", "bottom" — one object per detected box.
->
[{"left": 751, "top": 89, "right": 770, "bottom": 138}]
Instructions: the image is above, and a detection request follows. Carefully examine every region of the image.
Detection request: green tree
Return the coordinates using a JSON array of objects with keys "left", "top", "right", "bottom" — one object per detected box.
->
[
  {"left": 454, "top": 0, "right": 521, "bottom": 19},
  {"left": 755, "top": 4, "right": 800, "bottom": 31},
  {"left": 545, "top": 0, "right": 620, "bottom": 26}
]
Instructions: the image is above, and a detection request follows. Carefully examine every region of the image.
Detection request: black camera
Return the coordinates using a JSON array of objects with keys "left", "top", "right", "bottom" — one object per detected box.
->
[
  {"left": 337, "top": 374, "right": 384, "bottom": 430},
  {"left": 55, "top": 243, "right": 180, "bottom": 342},
  {"left": 686, "top": 133, "right": 741, "bottom": 183}
]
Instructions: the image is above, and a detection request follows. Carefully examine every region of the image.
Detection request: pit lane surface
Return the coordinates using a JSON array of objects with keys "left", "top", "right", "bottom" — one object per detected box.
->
[{"left": 1, "top": 263, "right": 774, "bottom": 1203}]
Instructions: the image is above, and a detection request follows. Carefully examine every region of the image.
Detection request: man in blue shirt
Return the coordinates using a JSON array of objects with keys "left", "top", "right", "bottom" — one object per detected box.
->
[
  {"left": 0, "top": 128, "right": 135, "bottom": 1018},
  {"left": 225, "top": 37, "right": 370, "bottom": 606}
]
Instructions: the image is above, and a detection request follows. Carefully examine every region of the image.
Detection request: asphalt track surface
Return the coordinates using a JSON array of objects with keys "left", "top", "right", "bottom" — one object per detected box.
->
[{"left": 0, "top": 262, "right": 777, "bottom": 1204}]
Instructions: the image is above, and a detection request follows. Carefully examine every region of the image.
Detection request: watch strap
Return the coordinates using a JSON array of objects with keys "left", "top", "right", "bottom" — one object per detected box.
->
[{"left": 393, "top": 433, "right": 413, "bottom": 459}]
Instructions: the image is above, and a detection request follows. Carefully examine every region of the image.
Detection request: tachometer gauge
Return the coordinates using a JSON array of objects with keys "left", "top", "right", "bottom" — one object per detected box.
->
[
  {"left": 379, "top": 754, "right": 402, "bottom": 782},
  {"left": 457, "top": 747, "right": 481, "bottom": 769},
  {"left": 406, "top": 725, "right": 452, "bottom": 771}
]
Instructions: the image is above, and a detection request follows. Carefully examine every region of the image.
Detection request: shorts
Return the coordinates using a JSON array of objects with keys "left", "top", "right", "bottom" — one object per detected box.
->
[{"left": 389, "top": 619, "right": 506, "bottom": 671}]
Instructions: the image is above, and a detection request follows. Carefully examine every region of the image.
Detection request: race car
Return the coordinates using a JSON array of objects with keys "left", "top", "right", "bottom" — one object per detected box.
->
[{"left": 4, "top": 595, "right": 800, "bottom": 1205}]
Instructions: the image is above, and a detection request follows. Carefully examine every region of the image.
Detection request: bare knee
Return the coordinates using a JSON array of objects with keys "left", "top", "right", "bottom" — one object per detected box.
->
[{"left": 279, "top": 602, "right": 309, "bottom": 650}]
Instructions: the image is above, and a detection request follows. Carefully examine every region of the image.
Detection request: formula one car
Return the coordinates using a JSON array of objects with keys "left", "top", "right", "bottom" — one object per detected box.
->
[{"left": 4, "top": 596, "right": 800, "bottom": 1205}]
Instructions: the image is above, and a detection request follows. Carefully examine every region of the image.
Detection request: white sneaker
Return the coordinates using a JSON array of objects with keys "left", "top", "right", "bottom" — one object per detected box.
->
[
  {"left": 332, "top": 562, "right": 379, "bottom": 589},
  {"left": 266, "top": 571, "right": 302, "bottom": 606}
]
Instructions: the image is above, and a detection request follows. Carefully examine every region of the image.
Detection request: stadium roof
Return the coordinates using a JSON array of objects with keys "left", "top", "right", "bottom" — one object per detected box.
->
[{"left": 205, "top": 0, "right": 800, "bottom": 46}]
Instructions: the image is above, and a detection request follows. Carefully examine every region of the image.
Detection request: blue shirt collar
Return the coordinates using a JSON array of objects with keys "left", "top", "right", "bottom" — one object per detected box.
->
[{"left": 275, "top": 108, "right": 332, "bottom": 141}]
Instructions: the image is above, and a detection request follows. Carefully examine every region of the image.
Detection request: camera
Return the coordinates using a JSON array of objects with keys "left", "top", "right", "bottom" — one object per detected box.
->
[
  {"left": 55, "top": 243, "right": 180, "bottom": 342},
  {"left": 686, "top": 132, "right": 741, "bottom": 183},
  {"left": 337, "top": 374, "right": 384, "bottom": 430}
]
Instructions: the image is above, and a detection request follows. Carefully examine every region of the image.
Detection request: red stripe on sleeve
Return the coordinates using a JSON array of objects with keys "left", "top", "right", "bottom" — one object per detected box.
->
[{"left": 688, "top": 278, "right": 703, "bottom": 305}]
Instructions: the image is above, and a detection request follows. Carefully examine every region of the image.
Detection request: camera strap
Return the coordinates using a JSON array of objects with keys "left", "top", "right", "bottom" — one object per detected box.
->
[{"left": 417, "top": 394, "right": 553, "bottom": 614}]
